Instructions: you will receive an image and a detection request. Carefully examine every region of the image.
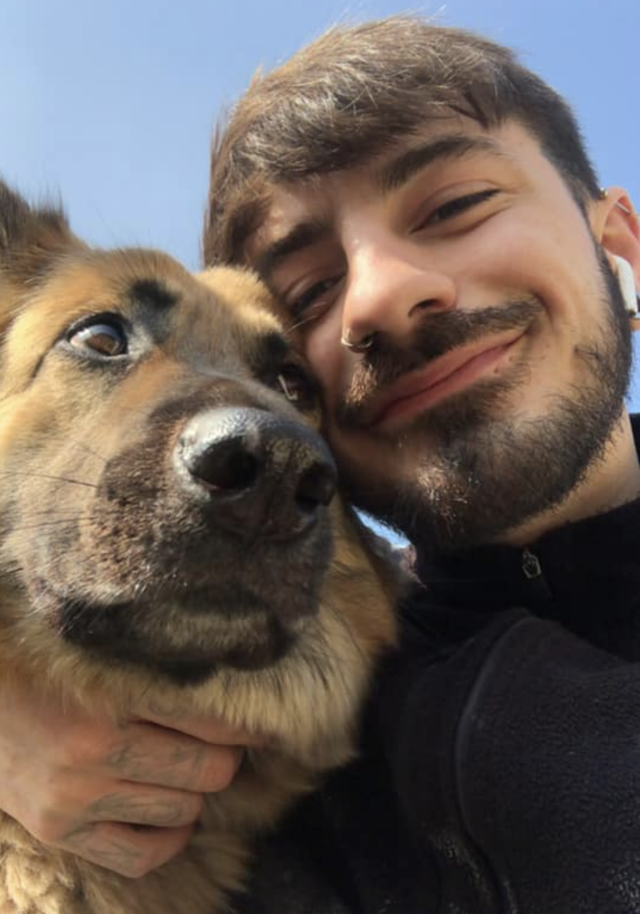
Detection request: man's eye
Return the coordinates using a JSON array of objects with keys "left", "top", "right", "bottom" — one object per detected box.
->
[
  {"left": 66, "top": 316, "right": 129, "bottom": 357},
  {"left": 420, "top": 189, "right": 499, "bottom": 227},
  {"left": 289, "top": 276, "right": 343, "bottom": 321}
]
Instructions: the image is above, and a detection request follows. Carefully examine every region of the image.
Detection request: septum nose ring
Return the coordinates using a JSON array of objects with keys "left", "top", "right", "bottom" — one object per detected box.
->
[{"left": 340, "top": 328, "right": 377, "bottom": 353}]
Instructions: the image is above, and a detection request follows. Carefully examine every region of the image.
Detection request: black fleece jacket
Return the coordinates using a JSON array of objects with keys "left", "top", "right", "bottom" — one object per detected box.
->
[{"left": 232, "top": 425, "right": 640, "bottom": 914}]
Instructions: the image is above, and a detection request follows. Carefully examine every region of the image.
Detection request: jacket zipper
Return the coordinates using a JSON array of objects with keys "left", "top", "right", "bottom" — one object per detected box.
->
[
  {"left": 522, "top": 548, "right": 541, "bottom": 580},
  {"left": 522, "top": 547, "right": 553, "bottom": 600}
]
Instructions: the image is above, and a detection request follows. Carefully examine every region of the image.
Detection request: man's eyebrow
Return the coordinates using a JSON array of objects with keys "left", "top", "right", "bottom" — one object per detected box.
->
[
  {"left": 254, "top": 136, "right": 506, "bottom": 279},
  {"left": 377, "top": 134, "right": 509, "bottom": 194},
  {"left": 255, "top": 218, "right": 330, "bottom": 280}
]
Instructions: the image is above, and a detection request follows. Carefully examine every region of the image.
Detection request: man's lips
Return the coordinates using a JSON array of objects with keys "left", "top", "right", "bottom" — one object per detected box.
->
[{"left": 367, "top": 330, "right": 525, "bottom": 428}]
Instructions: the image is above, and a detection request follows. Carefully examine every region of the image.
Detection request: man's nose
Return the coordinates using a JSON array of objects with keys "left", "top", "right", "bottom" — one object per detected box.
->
[{"left": 341, "top": 244, "right": 456, "bottom": 347}]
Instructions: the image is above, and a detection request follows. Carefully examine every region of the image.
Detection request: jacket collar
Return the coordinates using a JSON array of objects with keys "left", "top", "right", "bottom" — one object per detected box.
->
[{"left": 416, "top": 416, "right": 640, "bottom": 650}]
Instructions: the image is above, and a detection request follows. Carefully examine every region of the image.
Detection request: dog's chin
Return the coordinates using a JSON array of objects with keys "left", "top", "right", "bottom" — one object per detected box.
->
[{"left": 54, "top": 594, "right": 303, "bottom": 685}]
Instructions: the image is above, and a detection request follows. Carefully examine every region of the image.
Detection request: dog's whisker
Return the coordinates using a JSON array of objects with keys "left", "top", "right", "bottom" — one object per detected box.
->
[
  {"left": 11, "top": 508, "right": 96, "bottom": 520},
  {"left": 6, "top": 517, "right": 96, "bottom": 534},
  {"left": 287, "top": 313, "right": 322, "bottom": 334},
  {"left": 29, "top": 435, "right": 111, "bottom": 467},
  {"left": 0, "top": 470, "right": 99, "bottom": 489},
  {"left": 64, "top": 440, "right": 109, "bottom": 465}
]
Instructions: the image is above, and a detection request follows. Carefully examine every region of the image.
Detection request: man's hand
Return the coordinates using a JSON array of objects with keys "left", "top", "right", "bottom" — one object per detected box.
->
[{"left": 0, "top": 679, "right": 260, "bottom": 877}]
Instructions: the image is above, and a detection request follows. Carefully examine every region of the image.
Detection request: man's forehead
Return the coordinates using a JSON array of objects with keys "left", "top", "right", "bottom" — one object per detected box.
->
[{"left": 248, "top": 118, "right": 535, "bottom": 267}]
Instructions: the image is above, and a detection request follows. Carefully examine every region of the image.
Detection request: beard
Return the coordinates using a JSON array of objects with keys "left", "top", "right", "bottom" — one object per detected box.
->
[{"left": 334, "top": 249, "right": 633, "bottom": 554}]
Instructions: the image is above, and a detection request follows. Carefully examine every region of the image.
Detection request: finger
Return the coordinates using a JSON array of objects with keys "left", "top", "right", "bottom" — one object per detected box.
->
[
  {"left": 102, "top": 728, "right": 245, "bottom": 793},
  {"left": 61, "top": 821, "right": 194, "bottom": 878},
  {"left": 85, "top": 785, "right": 204, "bottom": 829},
  {"left": 133, "top": 710, "right": 267, "bottom": 747}
]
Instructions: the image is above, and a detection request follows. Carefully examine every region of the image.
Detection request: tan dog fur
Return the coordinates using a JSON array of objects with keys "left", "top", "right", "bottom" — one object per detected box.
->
[{"left": 0, "top": 184, "right": 397, "bottom": 913}]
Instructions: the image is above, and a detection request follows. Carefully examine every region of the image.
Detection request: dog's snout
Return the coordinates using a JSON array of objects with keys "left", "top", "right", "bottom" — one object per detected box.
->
[
  {"left": 176, "top": 408, "right": 337, "bottom": 539},
  {"left": 190, "top": 437, "right": 259, "bottom": 493}
]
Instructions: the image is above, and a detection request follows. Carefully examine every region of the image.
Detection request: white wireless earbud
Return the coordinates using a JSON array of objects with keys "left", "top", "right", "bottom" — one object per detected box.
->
[
  {"left": 611, "top": 254, "right": 640, "bottom": 318},
  {"left": 611, "top": 254, "right": 640, "bottom": 319}
]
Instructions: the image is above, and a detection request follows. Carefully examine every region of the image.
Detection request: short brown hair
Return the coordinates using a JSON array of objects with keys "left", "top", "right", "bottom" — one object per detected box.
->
[{"left": 203, "top": 15, "right": 600, "bottom": 266}]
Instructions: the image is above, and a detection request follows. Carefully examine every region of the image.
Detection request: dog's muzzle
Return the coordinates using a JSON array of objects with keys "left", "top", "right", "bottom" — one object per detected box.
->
[{"left": 175, "top": 407, "right": 337, "bottom": 541}]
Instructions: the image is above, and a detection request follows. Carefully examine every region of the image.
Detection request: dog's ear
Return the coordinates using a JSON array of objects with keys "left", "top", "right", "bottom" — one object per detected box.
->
[{"left": 0, "top": 180, "right": 83, "bottom": 286}]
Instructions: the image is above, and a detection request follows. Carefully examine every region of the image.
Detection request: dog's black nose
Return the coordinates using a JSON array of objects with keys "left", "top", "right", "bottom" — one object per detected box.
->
[{"left": 176, "top": 408, "right": 337, "bottom": 539}]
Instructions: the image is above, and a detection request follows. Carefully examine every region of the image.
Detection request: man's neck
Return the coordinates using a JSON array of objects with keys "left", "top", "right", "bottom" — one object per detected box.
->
[{"left": 499, "top": 411, "right": 640, "bottom": 548}]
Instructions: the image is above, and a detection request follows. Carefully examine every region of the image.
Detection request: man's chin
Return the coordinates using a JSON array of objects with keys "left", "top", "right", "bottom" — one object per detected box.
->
[{"left": 341, "top": 402, "right": 617, "bottom": 555}]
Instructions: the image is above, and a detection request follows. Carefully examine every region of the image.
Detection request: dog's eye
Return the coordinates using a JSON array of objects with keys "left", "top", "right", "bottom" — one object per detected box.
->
[
  {"left": 275, "top": 363, "right": 317, "bottom": 410},
  {"left": 67, "top": 319, "right": 128, "bottom": 357}
]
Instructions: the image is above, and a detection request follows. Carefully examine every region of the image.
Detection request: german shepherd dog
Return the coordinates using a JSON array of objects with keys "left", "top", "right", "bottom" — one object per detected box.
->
[{"left": 0, "top": 182, "right": 398, "bottom": 914}]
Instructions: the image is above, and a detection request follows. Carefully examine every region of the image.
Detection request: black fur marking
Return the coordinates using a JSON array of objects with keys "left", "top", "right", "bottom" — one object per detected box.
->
[
  {"left": 252, "top": 332, "right": 291, "bottom": 377},
  {"left": 129, "top": 279, "right": 179, "bottom": 312},
  {"left": 58, "top": 595, "right": 298, "bottom": 684}
]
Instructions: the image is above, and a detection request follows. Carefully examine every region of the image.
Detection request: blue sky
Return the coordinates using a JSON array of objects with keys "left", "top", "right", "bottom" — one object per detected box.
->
[{"left": 1, "top": 0, "right": 638, "bottom": 400}]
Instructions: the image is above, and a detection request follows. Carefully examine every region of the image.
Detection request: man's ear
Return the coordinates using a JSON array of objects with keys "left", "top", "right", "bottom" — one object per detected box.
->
[
  {"left": 0, "top": 180, "right": 82, "bottom": 286},
  {"left": 593, "top": 187, "right": 640, "bottom": 325},
  {"left": 592, "top": 186, "right": 640, "bottom": 279}
]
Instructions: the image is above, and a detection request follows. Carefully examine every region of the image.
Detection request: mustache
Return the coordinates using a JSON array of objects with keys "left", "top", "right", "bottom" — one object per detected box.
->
[{"left": 337, "top": 297, "right": 543, "bottom": 427}]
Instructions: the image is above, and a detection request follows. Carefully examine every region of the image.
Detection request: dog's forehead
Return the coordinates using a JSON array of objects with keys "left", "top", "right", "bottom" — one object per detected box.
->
[
  {"left": 0, "top": 249, "right": 294, "bottom": 398},
  {"left": 194, "top": 266, "right": 284, "bottom": 338},
  {"left": 17, "top": 251, "right": 285, "bottom": 356},
  {"left": 10, "top": 248, "right": 184, "bottom": 333},
  {"left": 186, "top": 265, "right": 290, "bottom": 365}
]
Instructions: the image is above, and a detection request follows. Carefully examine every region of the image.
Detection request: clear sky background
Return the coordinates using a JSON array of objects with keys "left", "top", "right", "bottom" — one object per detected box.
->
[{"left": 1, "top": 0, "right": 638, "bottom": 403}]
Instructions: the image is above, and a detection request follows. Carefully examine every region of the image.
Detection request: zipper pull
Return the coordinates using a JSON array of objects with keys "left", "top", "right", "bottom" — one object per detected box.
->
[{"left": 522, "top": 548, "right": 542, "bottom": 580}]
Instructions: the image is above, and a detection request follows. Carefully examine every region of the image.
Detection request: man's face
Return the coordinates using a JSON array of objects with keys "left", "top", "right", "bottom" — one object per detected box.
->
[{"left": 247, "top": 119, "right": 632, "bottom": 550}]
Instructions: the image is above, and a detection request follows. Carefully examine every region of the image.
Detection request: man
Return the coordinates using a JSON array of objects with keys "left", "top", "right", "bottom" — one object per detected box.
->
[{"left": 2, "top": 15, "right": 640, "bottom": 912}]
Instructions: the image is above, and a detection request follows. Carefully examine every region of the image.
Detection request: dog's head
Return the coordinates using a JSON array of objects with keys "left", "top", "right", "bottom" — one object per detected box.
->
[{"left": 0, "top": 182, "right": 397, "bottom": 723}]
